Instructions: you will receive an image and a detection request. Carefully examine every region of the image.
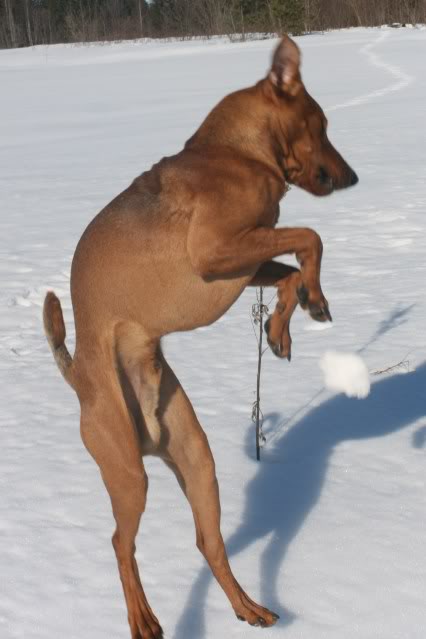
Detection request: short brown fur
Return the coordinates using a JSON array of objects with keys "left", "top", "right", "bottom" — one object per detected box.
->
[{"left": 44, "top": 36, "right": 357, "bottom": 638}]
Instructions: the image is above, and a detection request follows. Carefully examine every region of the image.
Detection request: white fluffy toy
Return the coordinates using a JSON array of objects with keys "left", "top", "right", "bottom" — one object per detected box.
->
[{"left": 319, "top": 351, "right": 371, "bottom": 399}]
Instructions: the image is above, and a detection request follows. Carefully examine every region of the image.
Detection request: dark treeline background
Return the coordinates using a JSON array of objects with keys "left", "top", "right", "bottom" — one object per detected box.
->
[{"left": 1, "top": 0, "right": 425, "bottom": 49}]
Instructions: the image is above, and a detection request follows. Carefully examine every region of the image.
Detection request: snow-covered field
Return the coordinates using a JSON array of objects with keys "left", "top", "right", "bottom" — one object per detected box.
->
[{"left": 1, "top": 27, "right": 426, "bottom": 639}]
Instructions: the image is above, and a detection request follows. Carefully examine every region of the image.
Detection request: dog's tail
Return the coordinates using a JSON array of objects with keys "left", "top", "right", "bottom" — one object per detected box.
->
[{"left": 43, "top": 291, "right": 75, "bottom": 389}]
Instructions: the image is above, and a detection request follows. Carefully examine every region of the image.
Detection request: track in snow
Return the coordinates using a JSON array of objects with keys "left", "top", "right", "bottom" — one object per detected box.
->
[{"left": 328, "top": 30, "right": 414, "bottom": 112}]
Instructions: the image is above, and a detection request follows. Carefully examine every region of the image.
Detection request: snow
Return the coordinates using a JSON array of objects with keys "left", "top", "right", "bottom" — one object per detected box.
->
[
  {"left": 320, "top": 351, "right": 370, "bottom": 398},
  {"left": 1, "top": 27, "right": 426, "bottom": 639}
]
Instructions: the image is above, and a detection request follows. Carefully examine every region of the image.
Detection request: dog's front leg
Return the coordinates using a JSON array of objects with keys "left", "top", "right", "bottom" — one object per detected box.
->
[
  {"left": 249, "top": 260, "right": 298, "bottom": 287},
  {"left": 249, "top": 261, "right": 301, "bottom": 360},
  {"left": 188, "top": 224, "right": 331, "bottom": 323}
]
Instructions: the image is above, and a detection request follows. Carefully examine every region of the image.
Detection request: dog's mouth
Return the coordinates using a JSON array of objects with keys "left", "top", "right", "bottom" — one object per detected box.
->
[
  {"left": 313, "top": 166, "right": 359, "bottom": 196},
  {"left": 316, "top": 167, "right": 334, "bottom": 194},
  {"left": 285, "top": 164, "right": 358, "bottom": 197},
  {"left": 285, "top": 167, "right": 334, "bottom": 197}
]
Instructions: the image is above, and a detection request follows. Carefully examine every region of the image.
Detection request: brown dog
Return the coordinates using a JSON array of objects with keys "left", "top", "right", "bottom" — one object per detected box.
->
[{"left": 44, "top": 36, "right": 357, "bottom": 638}]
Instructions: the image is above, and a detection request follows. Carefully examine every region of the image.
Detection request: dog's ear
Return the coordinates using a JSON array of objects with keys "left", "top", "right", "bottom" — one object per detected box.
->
[{"left": 269, "top": 35, "right": 302, "bottom": 96}]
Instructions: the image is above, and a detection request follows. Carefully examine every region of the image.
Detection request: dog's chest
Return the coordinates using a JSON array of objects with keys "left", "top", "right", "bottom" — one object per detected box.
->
[{"left": 261, "top": 204, "right": 280, "bottom": 228}]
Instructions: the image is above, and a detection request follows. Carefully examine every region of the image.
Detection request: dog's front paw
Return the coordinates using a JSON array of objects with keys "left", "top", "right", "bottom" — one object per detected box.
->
[
  {"left": 297, "top": 285, "right": 332, "bottom": 323},
  {"left": 264, "top": 316, "right": 292, "bottom": 361}
]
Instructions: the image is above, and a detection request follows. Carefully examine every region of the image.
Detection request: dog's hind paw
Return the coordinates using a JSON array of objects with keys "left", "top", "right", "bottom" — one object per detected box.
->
[
  {"left": 235, "top": 610, "right": 279, "bottom": 628},
  {"left": 234, "top": 591, "right": 280, "bottom": 628}
]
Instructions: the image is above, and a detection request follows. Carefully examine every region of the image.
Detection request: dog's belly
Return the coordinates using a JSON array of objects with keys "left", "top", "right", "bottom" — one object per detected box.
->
[
  {"left": 156, "top": 273, "right": 253, "bottom": 333},
  {"left": 121, "top": 261, "right": 253, "bottom": 335}
]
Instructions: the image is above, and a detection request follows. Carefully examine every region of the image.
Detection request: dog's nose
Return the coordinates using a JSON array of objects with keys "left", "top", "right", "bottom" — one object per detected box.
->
[{"left": 350, "top": 170, "right": 359, "bottom": 186}]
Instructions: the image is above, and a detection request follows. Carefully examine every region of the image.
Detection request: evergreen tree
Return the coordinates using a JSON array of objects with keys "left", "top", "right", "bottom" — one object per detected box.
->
[
  {"left": 149, "top": 0, "right": 175, "bottom": 35},
  {"left": 266, "top": 0, "right": 305, "bottom": 35}
]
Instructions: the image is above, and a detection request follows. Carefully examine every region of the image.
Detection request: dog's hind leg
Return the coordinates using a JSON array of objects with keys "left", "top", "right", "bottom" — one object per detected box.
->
[
  {"left": 79, "top": 372, "right": 163, "bottom": 639},
  {"left": 115, "top": 325, "right": 163, "bottom": 449},
  {"left": 158, "top": 356, "right": 279, "bottom": 628}
]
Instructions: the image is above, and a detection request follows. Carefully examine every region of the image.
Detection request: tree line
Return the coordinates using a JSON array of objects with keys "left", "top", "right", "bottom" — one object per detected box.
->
[{"left": 1, "top": 0, "right": 425, "bottom": 49}]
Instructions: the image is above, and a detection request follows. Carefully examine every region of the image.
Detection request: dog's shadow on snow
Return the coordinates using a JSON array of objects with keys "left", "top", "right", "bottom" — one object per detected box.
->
[{"left": 174, "top": 359, "right": 426, "bottom": 638}]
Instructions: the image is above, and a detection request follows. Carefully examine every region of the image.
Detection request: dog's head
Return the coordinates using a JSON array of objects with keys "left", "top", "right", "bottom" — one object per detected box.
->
[{"left": 267, "top": 36, "right": 358, "bottom": 196}]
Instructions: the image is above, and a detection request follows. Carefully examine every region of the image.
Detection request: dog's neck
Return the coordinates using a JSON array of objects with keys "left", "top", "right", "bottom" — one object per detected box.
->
[{"left": 184, "top": 79, "right": 288, "bottom": 186}]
